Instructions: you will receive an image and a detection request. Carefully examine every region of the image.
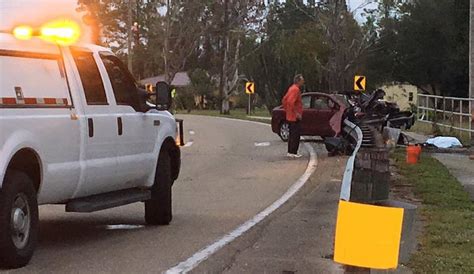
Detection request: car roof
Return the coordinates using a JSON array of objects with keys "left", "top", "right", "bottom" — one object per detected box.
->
[{"left": 302, "top": 92, "right": 330, "bottom": 96}]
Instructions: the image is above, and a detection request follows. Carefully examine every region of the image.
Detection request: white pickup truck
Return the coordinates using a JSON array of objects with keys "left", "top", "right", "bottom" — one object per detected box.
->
[{"left": 0, "top": 25, "right": 181, "bottom": 268}]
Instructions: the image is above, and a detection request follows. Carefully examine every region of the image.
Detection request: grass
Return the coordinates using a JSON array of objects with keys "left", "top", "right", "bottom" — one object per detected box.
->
[
  {"left": 409, "top": 121, "right": 471, "bottom": 146},
  {"left": 392, "top": 150, "right": 474, "bottom": 273}
]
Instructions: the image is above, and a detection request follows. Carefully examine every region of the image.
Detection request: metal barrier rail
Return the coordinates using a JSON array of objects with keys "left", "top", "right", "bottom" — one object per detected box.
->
[
  {"left": 339, "top": 119, "right": 363, "bottom": 201},
  {"left": 417, "top": 94, "right": 473, "bottom": 134}
]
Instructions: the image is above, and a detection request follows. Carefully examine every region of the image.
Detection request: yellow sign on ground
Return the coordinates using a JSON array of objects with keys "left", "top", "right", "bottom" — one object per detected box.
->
[
  {"left": 334, "top": 200, "right": 404, "bottom": 269},
  {"left": 354, "top": 76, "right": 366, "bottom": 92},
  {"left": 245, "top": 82, "right": 255, "bottom": 94}
]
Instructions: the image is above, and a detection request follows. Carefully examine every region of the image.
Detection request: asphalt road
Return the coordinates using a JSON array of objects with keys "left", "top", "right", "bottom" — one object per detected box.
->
[{"left": 8, "top": 115, "right": 312, "bottom": 273}]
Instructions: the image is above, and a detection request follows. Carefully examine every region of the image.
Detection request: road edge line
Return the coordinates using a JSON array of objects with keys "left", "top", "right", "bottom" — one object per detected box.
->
[{"left": 165, "top": 116, "right": 318, "bottom": 274}]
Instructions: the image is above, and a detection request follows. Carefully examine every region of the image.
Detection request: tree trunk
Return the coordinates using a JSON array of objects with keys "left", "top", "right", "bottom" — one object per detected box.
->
[
  {"left": 221, "top": 99, "right": 230, "bottom": 114},
  {"left": 220, "top": 35, "right": 230, "bottom": 114},
  {"left": 219, "top": 0, "right": 229, "bottom": 114}
]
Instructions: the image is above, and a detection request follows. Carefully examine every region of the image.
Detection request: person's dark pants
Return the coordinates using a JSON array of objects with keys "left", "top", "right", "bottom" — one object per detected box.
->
[{"left": 288, "top": 120, "right": 301, "bottom": 154}]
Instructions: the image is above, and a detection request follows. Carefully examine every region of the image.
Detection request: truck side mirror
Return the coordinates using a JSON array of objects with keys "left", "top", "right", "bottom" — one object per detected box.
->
[{"left": 155, "top": 81, "right": 172, "bottom": 110}]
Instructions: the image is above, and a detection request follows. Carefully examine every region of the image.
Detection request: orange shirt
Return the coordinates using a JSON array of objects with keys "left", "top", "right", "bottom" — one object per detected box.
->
[{"left": 282, "top": 84, "right": 303, "bottom": 122}]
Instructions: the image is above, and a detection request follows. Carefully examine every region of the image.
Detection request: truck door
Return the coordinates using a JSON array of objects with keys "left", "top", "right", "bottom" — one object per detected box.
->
[
  {"left": 69, "top": 48, "right": 122, "bottom": 197},
  {"left": 98, "top": 53, "right": 158, "bottom": 187}
]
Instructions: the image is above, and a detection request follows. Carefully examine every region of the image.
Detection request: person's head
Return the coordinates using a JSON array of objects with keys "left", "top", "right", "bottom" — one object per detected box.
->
[{"left": 294, "top": 74, "right": 305, "bottom": 87}]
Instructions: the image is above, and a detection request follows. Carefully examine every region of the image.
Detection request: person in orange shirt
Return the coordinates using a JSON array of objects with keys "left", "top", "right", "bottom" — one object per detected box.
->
[{"left": 282, "top": 74, "right": 305, "bottom": 158}]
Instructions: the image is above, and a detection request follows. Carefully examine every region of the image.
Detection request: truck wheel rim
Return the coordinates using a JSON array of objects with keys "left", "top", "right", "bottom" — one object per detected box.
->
[
  {"left": 280, "top": 123, "right": 290, "bottom": 140},
  {"left": 11, "top": 193, "right": 31, "bottom": 249}
]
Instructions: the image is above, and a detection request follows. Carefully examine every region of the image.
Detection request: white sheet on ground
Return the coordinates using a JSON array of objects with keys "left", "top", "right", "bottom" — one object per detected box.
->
[{"left": 426, "top": 137, "right": 463, "bottom": 148}]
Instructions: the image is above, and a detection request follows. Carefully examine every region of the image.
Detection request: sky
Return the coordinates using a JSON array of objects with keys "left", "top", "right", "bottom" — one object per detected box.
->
[{"left": 348, "top": 0, "right": 379, "bottom": 22}]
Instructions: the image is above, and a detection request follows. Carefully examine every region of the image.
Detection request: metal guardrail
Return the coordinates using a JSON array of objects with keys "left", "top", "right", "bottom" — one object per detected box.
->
[
  {"left": 339, "top": 119, "right": 363, "bottom": 201},
  {"left": 417, "top": 94, "right": 474, "bottom": 136}
]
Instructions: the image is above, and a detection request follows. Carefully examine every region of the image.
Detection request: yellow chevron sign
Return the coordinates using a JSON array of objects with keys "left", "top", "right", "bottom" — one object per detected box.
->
[
  {"left": 354, "top": 76, "right": 366, "bottom": 92},
  {"left": 245, "top": 82, "right": 255, "bottom": 94}
]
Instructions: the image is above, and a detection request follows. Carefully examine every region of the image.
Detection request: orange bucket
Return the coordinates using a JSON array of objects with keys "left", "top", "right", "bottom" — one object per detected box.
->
[{"left": 406, "top": 145, "right": 419, "bottom": 164}]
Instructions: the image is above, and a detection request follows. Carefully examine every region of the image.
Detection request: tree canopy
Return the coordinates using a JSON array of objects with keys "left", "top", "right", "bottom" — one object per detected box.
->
[{"left": 78, "top": 0, "right": 470, "bottom": 112}]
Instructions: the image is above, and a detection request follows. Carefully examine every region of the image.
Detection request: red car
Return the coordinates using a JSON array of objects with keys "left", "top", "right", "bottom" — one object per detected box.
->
[{"left": 271, "top": 92, "right": 348, "bottom": 142}]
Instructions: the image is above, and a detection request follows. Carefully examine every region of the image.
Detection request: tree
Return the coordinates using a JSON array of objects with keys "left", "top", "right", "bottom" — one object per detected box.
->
[
  {"left": 190, "top": 69, "right": 215, "bottom": 109},
  {"left": 240, "top": 1, "right": 368, "bottom": 111},
  {"left": 217, "top": 0, "right": 266, "bottom": 114},
  {"left": 366, "top": 0, "right": 469, "bottom": 97},
  {"left": 316, "top": 0, "right": 375, "bottom": 92},
  {"left": 77, "top": 0, "right": 130, "bottom": 52},
  {"left": 240, "top": 2, "right": 329, "bottom": 111},
  {"left": 161, "top": 1, "right": 212, "bottom": 83}
]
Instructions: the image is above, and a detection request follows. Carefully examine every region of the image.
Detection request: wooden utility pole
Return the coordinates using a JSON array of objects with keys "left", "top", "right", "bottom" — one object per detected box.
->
[
  {"left": 164, "top": 0, "right": 171, "bottom": 83},
  {"left": 127, "top": 0, "right": 134, "bottom": 73}
]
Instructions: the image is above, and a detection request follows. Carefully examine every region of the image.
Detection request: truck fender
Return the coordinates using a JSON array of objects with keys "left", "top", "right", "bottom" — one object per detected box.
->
[
  {"left": 0, "top": 130, "right": 42, "bottom": 190},
  {"left": 144, "top": 114, "right": 178, "bottom": 187}
]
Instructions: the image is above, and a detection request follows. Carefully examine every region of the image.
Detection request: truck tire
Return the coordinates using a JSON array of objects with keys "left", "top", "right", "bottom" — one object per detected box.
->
[
  {"left": 0, "top": 171, "right": 39, "bottom": 269},
  {"left": 145, "top": 148, "right": 173, "bottom": 225}
]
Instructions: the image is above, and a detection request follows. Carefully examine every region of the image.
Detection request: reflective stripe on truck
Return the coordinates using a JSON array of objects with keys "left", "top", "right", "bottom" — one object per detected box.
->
[{"left": 0, "top": 97, "right": 69, "bottom": 107}]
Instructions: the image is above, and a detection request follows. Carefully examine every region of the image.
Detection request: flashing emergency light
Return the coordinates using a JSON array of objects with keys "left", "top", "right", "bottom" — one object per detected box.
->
[
  {"left": 11, "top": 19, "right": 81, "bottom": 45},
  {"left": 12, "top": 26, "right": 34, "bottom": 40},
  {"left": 40, "top": 20, "right": 81, "bottom": 45}
]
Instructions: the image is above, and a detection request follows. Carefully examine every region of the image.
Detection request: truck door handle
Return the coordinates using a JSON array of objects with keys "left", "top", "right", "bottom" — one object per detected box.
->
[
  {"left": 88, "top": 118, "right": 94, "bottom": 138},
  {"left": 117, "top": 117, "right": 123, "bottom": 136}
]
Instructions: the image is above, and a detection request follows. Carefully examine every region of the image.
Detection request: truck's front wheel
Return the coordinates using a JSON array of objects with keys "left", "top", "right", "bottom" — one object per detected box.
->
[
  {"left": 0, "top": 171, "right": 39, "bottom": 269},
  {"left": 145, "top": 148, "right": 173, "bottom": 225}
]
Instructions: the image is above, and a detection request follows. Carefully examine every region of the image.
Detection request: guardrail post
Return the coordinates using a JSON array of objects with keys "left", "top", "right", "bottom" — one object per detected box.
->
[{"left": 351, "top": 147, "right": 390, "bottom": 203}]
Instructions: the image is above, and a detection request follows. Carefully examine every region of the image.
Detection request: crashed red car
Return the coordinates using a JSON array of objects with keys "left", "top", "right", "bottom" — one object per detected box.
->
[{"left": 271, "top": 92, "right": 348, "bottom": 142}]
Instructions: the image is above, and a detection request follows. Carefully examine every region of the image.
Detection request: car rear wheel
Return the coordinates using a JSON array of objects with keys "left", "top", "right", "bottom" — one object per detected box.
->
[
  {"left": 0, "top": 171, "right": 39, "bottom": 269},
  {"left": 278, "top": 121, "right": 290, "bottom": 142}
]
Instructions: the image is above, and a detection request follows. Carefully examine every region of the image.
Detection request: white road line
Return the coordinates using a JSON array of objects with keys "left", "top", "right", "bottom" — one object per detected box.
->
[
  {"left": 184, "top": 141, "right": 194, "bottom": 148},
  {"left": 189, "top": 130, "right": 195, "bottom": 135},
  {"left": 165, "top": 117, "right": 318, "bottom": 274},
  {"left": 104, "top": 224, "right": 144, "bottom": 230},
  {"left": 254, "top": 142, "right": 271, "bottom": 147}
]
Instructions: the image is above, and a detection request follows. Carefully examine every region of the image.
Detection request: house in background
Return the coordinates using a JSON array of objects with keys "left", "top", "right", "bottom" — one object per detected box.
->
[
  {"left": 139, "top": 72, "right": 191, "bottom": 90},
  {"left": 140, "top": 72, "right": 213, "bottom": 109},
  {"left": 381, "top": 83, "right": 419, "bottom": 111}
]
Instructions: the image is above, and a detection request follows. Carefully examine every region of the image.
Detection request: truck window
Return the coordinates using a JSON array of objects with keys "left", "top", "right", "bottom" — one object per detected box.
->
[
  {"left": 99, "top": 54, "right": 140, "bottom": 110},
  {"left": 0, "top": 53, "right": 71, "bottom": 107},
  {"left": 71, "top": 49, "right": 108, "bottom": 105}
]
